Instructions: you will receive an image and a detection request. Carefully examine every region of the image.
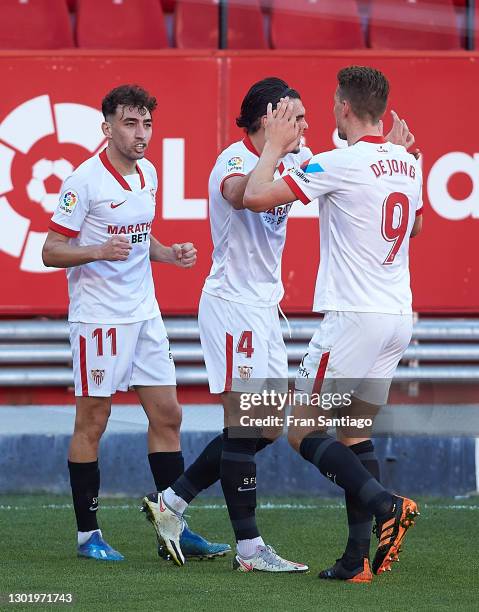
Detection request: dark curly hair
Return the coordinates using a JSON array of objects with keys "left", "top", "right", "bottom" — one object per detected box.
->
[
  {"left": 101, "top": 84, "right": 157, "bottom": 119},
  {"left": 236, "top": 77, "right": 301, "bottom": 134},
  {"left": 337, "top": 66, "right": 389, "bottom": 122}
]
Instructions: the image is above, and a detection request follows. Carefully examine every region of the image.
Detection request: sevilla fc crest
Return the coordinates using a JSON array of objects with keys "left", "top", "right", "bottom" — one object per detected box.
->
[
  {"left": 91, "top": 369, "right": 105, "bottom": 386},
  {"left": 238, "top": 366, "right": 253, "bottom": 381}
]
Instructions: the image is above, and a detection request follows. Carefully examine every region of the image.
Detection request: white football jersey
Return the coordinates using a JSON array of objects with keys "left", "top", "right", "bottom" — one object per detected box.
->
[
  {"left": 50, "top": 150, "right": 160, "bottom": 324},
  {"left": 284, "top": 136, "right": 423, "bottom": 315},
  {"left": 203, "top": 136, "right": 313, "bottom": 307}
]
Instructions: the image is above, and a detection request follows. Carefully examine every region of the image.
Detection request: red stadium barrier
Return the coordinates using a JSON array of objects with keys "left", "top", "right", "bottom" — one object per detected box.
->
[{"left": 0, "top": 50, "right": 477, "bottom": 315}]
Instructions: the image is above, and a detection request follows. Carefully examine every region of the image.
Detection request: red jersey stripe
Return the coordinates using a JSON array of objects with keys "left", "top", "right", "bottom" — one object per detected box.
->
[
  {"left": 224, "top": 333, "right": 233, "bottom": 393},
  {"left": 312, "top": 351, "right": 330, "bottom": 396},
  {"left": 356, "top": 135, "right": 387, "bottom": 144},
  {"left": 243, "top": 135, "right": 260, "bottom": 157},
  {"left": 49, "top": 221, "right": 79, "bottom": 238},
  {"left": 99, "top": 149, "right": 145, "bottom": 191},
  {"left": 79, "top": 335, "right": 89, "bottom": 396},
  {"left": 283, "top": 174, "right": 310, "bottom": 205},
  {"left": 220, "top": 172, "right": 246, "bottom": 197}
]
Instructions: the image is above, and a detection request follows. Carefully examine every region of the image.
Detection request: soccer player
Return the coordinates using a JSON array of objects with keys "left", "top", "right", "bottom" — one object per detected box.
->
[
  {"left": 42, "top": 84, "right": 229, "bottom": 562},
  {"left": 142, "top": 77, "right": 412, "bottom": 573},
  {"left": 243, "top": 66, "right": 422, "bottom": 583},
  {"left": 142, "top": 77, "right": 311, "bottom": 573}
]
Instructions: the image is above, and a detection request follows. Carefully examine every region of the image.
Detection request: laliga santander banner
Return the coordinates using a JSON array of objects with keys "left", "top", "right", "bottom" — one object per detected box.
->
[{"left": 0, "top": 51, "right": 477, "bottom": 315}]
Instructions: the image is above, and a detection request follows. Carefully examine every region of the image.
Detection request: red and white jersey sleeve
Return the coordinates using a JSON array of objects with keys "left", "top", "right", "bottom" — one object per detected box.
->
[
  {"left": 203, "top": 136, "right": 311, "bottom": 307},
  {"left": 283, "top": 137, "right": 423, "bottom": 315},
  {"left": 50, "top": 152, "right": 160, "bottom": 324},
  {"left": 50, "top": 174, "right": 90, "bottom": 237}
]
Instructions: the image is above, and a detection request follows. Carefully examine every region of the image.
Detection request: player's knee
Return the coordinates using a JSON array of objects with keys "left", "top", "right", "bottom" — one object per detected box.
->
[
  {"left": 74, "top": 418, "right": 108, "bottom": 446},
  {"left": 74, "top": 400, "right": 110, "bottom": 443},
  {"left": 149, "top": 400, "right": 182, "bottom": 434}
]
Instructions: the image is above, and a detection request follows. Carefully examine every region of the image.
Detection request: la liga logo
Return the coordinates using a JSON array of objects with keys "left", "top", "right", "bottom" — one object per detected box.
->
[
  {"left": 0, "top": 95, "right": 105, "bottom": 272},
  {"left": 60, "top": 190, "right": 78, "bottom": 215}
]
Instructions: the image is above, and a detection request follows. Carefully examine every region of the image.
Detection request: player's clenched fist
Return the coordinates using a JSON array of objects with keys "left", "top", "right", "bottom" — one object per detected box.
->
[
  {"left": 99, "top": 235, "right": 132, "bottom": 261},
  {"left": 171, "top": 242, "right": 197, "bottom": 268}
]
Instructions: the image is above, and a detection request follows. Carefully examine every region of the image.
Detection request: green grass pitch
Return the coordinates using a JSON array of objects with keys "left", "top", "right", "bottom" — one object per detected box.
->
[{"left": 0, "top": 495, "right": 477, "bottom": 611}]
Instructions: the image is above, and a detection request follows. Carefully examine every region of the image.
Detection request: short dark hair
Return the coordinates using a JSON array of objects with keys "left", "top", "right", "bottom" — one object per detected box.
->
[
  {"left": 101, "top": 84, "right": 157, "bottom": 119},
  {"left": 337, "top": 66, "right": 389, "bottom": 122},
  {"left": 236, "top": 77, "right": 301, "bottom": 134}
]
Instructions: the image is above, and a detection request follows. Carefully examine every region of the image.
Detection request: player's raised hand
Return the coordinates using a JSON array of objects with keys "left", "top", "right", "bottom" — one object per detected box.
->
[
  {"left": 265, "top": 97, "right": 300, "bottom": 155},
  {"left": 171, "top": 242, "right": 197, "bottom": 268},
  {"left": 99, "top": 235, "right": 132, "bottom": 261},
  {"left": 385, "top": 110, "right": 415, "bottom": 150}
]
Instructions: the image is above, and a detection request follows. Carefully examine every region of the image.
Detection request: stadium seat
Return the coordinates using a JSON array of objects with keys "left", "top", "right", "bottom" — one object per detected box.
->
[
  {"left": 77, "top": 0, "right": 169, "bottom": 49},
  {"left": 175, "top": 0, "right": 267, "bottom": 49},
  {"left": 369, "top": 0, "right": 462, "bottom": 49},
  {"left": 229, "top": 0, "right": 268, "bottom": 49},
  {"left": 0, "top": 0, "right": 74, "bottom": 49},
  {"left": 161, "top": 0, "right": 175, "bottom": 12},
  {"left": 270, "top": 0, "right": 365, "bottom": 50}
]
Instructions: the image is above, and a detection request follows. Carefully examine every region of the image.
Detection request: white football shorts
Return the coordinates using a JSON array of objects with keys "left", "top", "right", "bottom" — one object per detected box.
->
[
  {"left": 70, "top": 315, "right": 176, "bottom": 397},
  {"left": 199, "top": 291, "right": 288, "bottom": 394},
  {"left": 295, "top": 311, "right": 413, "bottom": 406}
]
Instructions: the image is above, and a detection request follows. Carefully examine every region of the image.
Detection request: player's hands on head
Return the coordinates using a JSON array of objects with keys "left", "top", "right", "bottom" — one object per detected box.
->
[
  {"left": 171, "top": 242, "right": 197, "bottom": 268},
  {"left": 265, "top": 97, "right": 301, "bottom": 155},
  {"left": 99, "top": 235, "right": 132, "bottom": 261},
  {"left": 384, "top": 110, "right": 415, "bottom": 150}
]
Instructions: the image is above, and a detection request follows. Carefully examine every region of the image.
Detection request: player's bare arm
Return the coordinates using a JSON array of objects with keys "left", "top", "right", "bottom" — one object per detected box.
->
[
  {"left": 222, "top": 173, "right": 252, "bottom": 210},
  {"left": 244, "top": 99, "right": 299, "bottom": 211},
  {"left": 42, "top": 230, "right": 131, "bottom": 268},
  {"left": 411, "top": 214, "right": 422, "bottom": 237},
  {"left": 149, "top": 235, "right": 197, "bottom": 268}
]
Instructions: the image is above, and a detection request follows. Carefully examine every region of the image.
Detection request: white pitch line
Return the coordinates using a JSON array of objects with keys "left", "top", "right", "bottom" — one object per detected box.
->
[{"left": 0, "top": 502, "right": 478, "bottom": 511}]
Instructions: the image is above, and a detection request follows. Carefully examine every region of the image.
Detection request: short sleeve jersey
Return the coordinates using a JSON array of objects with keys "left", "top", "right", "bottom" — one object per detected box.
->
[
  {"left": 50, "top": 150, "right": 160, "bottom": 323},
  {"left": 283, "top": 136, "right": 423, "bottom": 315},
  {"left": 203, "top": 136, "right": 313, "bottom": 307}
]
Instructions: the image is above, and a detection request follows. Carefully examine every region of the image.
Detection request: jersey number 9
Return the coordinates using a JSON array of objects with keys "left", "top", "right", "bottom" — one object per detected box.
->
[{"left": 381, "top": 192, "right": 410, "bottom": 265}]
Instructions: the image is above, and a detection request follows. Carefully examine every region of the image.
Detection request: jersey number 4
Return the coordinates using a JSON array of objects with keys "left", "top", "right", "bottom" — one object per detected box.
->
[
  {"left": 92, "top": 327, "right": 117, "bottom": 356},
  {"left": 236, "top": 331, "right": 254, "bottom": 358},
  {"left": 381, "top": 192, "right": 410, "bottom": 265}
]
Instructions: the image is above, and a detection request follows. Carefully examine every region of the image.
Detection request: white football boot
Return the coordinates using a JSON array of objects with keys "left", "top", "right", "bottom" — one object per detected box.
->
[
  {"left": 142, "top": 492, "right": 185, "bottom": 566},
  {"left": 233, "top": 545, "right": 309, "bottom": 573}
]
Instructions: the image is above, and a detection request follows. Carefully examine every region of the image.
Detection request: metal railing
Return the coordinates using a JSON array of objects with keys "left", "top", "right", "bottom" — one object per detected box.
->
[{"left": 0, "top": 318, "right": 478, "bottom": 386}]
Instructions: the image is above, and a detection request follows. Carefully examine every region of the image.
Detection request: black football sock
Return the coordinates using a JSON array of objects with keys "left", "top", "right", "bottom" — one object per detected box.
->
[
  {"left": 173, "top": 430, "right": 274, "bottom": 504},
  {"left": 220, "top": 429, "right": 260, "bottom": 541},
  {"left": 68, "top": 460, "right": 100, "bottom": 532},
  {"left": 343, "top": 440, "right": 380, "bottom": 568},
  {"left": 299, "top": 432, "right": 393, "bottom": 519},
  {"left": 148, "top": 451, "right": 184, "bottom": 492},
  {"left": 173, "top": 434, "right": 224, "bottom": 503}
]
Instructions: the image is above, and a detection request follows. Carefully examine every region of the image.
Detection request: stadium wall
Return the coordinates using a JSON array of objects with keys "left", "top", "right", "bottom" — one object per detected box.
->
[{"left": 0, "top": 50, "right": 477, "bottom": 316}]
